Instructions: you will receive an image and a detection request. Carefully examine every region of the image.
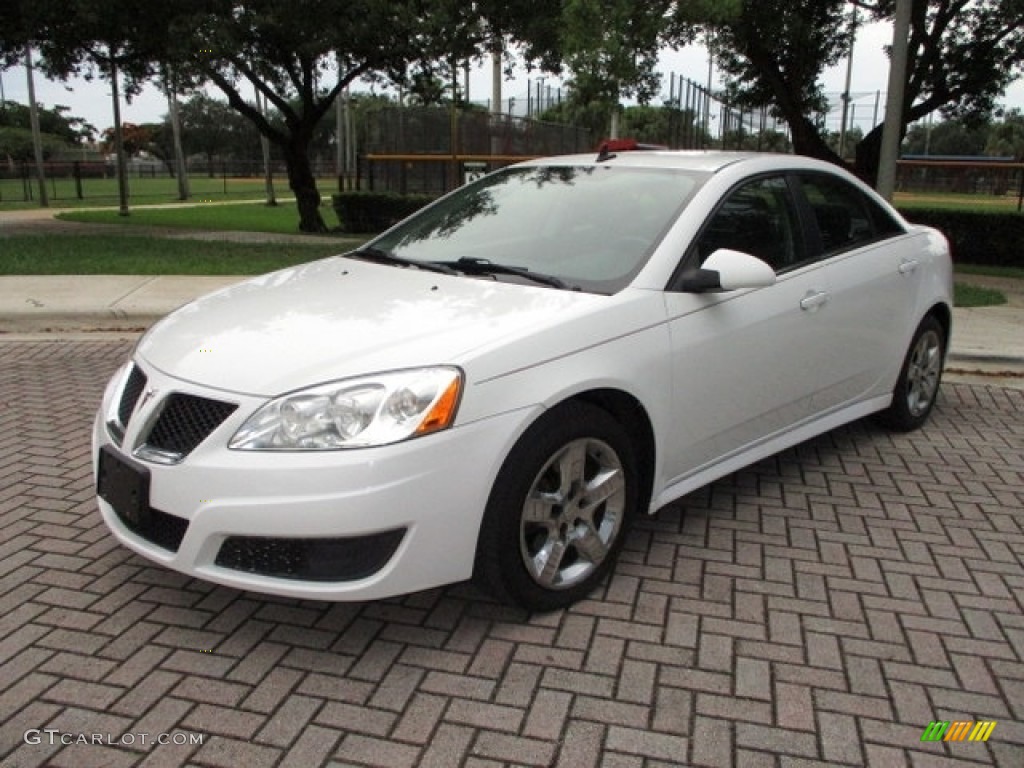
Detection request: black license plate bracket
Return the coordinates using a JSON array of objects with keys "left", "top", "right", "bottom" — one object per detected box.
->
[{"left": 97, "top": 445, "right": 151, "bottom": 530}]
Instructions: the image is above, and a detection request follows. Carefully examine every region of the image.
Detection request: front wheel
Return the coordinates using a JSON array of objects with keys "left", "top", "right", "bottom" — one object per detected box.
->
[
  {"left": 876, "top": 314, "right": 945, "bottom": 431},
  {"left": 474, "top": 402, "right": 638, "bottom": 612}
]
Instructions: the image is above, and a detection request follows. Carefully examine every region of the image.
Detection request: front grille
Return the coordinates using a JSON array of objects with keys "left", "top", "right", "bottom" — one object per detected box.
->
[
  {"left": 118, "top": 365, "right": 147, "bottom": 428},
  {"left": 144, "top": 394, "right": 237, "bottom": 460},
  {"left": 119, "top": 506, "right": 189, "bottom": 553},
  {"left": 215, "top": 529, "right": 406, "bottom": 582}
]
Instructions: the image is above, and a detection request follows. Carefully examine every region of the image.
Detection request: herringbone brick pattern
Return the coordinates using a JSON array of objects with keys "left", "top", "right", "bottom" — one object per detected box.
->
[{"left": 0, "top": 339, "right": 1021, "bottom": 767}]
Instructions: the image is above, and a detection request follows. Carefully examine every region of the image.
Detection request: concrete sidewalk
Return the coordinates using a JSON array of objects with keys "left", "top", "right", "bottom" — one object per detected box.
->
[{"left": 0, "top": 274, "right": 241, "bottom": 332}]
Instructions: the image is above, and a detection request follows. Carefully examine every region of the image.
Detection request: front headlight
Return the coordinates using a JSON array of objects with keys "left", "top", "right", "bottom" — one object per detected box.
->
[{"left": 229, "top": 367, "right": 463, "bottom": 450}]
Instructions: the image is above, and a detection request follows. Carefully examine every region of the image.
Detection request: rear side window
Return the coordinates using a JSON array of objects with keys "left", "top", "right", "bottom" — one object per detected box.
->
[{"left": 798, "top": 173, "right": 905, "bottom": 257}]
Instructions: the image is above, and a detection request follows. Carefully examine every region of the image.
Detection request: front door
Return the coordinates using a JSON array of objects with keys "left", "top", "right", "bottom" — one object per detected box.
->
[{"left": 661, "top": 175, "right": 837, "bottom": 485}]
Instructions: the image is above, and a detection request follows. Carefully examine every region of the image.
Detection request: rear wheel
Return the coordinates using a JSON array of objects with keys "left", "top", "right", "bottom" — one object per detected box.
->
[
  {"left": 474, "top": 402, "right": 637, "bottom": 612},
  {"left": 876, "top": 315, "right": 945, "bottom": 431}
]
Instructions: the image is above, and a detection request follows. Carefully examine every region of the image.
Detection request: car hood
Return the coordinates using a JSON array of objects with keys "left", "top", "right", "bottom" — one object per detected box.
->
[{"left": 137, "top": 257, "right": 604, "bottom": 396}]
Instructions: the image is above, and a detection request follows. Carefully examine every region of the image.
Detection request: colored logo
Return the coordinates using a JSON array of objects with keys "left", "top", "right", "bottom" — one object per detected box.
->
[{"left": 920, "top": 721, "right": 997, "bottom": 742}]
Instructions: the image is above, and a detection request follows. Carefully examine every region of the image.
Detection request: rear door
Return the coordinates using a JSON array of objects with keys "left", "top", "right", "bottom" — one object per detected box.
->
[{"left": 793, "top": 172, "right": 918, "bottom": 400}]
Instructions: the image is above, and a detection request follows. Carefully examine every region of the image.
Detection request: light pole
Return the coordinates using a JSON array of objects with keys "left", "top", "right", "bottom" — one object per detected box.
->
[
  {"left": 877, "top": 0, "right": 913, "bottom": 200},
  {"left": 838, "top": 6, "right": 859, "bottom": 160}
]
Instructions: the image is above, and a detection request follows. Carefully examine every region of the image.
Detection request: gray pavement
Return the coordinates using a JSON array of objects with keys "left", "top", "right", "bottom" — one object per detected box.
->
[
  {"left": 0, "top": 337, "right": 1022, "bottom": 767},
  {"left": 1, "top": 206, "right": 1023, "bottom": 766}
]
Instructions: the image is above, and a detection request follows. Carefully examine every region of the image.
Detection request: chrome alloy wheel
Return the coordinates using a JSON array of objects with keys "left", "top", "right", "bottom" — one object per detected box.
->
[
  {"left": 905, "top": 328, "right": 942, "bottom": 417},
  {"left": 519, "top": 437, "right": 626, "bottom": 590}
]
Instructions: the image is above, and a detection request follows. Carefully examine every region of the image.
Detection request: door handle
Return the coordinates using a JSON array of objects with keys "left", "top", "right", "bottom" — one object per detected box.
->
[
  {"left": 898, "top": 259, "right": 919, "bottom": 275},
  {"left": 800, "top": 290, "right": 829, "bottom": 311}
]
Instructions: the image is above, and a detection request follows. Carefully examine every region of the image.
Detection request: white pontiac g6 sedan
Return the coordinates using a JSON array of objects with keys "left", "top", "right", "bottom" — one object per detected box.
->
[{"left": 94, "top": 150, "right": 952, "bottom": 611}]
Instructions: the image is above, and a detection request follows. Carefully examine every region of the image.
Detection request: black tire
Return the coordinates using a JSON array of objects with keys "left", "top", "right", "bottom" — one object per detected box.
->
[
  {"left": 876, "top": 314, "right": 945, "bottom": 432},
  {"left": 473, "top": 401, "right": 638, "bottom": 612}
]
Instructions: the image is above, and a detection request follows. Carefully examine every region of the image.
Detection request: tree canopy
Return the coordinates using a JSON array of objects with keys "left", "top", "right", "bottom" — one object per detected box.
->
[
  {"left": 516, "top": 0, "right": 739, "bottom": 137},
  {"left": 984, "top": 108, "right": 1024, "bottom": 159},
  {"left": 4, "top": 0, "right": 1024, "bottom": 210},
  {"left": 711, "top": 0, "right": 1024, "bottom": 182},
  {"left": 0, "top": 100, "right": 95, "bottom": 164},
  {"left": 1, "top": 0, "right": 499, "bottom": 230}
]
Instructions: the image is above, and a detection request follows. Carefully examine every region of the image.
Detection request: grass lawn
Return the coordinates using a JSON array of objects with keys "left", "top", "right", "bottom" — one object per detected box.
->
[
  {"left": 894, "top": 191, "right": 1023, "bottom": 213},
  {"left": 954, "top": 282, "right": 1008, "bottom": 308},
  {"left": 0, "top": 234, "right": 358, "bottom": 275},
  {"left": 954, "top": 263, "right": 1024, "bottom": 281},
  {"left": 946, "top": 265, "right": 1019, "bottom": 308},
  {"left": 0, "top": 174, "right": 337, "bottom": 210},
  {"left": 56, "top": 200, "right": 338, "bottom": 235}
]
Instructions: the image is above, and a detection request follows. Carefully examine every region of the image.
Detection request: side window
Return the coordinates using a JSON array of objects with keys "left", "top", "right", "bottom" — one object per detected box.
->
[
  {"left": 798, "top": 173, "right": 905, "bottom": 257},
  {"left": 693, "top": 176, "right": 802, "bottom": 273}
]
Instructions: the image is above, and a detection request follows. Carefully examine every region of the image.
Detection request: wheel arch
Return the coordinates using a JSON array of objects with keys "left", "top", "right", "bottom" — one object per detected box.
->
[
  {"left": 565, "top": 388, "right": 657, "bottom": 516},
  {"left": 926, "top": 301, "right": 953, "bottom": 358}
]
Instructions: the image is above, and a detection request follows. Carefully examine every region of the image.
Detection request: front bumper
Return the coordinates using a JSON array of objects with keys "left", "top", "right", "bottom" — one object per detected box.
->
[{"left": 92, "top": 360, "right": 531, "bottom": 601}]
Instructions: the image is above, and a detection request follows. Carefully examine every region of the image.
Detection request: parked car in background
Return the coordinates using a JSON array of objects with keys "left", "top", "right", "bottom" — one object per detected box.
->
[{"left": 94, "top": 150, "right": 953, "bottom": 611}]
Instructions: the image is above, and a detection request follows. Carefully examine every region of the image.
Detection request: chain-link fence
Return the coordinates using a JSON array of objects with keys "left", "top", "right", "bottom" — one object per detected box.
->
[
  {"left": 1, "top": 106, "right": 591, "bottom": 204},
  {"left": 0, "top": 159, "right": 306, "bottom": 205},
  {"left": 7, "top": 98, "right": 1021, "bottom": 208},
  {"left": 353, "top": 107, "right": 591, "bottom": 195}
]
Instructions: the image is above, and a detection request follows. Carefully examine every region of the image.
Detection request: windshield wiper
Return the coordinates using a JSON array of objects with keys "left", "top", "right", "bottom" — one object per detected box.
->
[
  {"left": 437, "top": 257, "right": 576, "bottom": 290},
  {"left": 345, "top": 247, "right": 457, "bottom": 276}
]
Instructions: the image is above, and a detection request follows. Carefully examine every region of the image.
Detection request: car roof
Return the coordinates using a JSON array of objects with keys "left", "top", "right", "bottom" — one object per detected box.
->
[{"left": 517, "top": 150, "right": 833, "bottom": 175}]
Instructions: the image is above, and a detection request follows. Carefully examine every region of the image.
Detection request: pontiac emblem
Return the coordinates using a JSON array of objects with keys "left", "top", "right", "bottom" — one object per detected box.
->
[{"left": 139, "top": 387, "right": 158, "bottom": 411}]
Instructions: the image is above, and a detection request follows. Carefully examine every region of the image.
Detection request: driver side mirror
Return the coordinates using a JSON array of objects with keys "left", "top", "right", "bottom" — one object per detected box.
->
[{"left": 678, "top": 248, "right": 777, "bottom": 293}]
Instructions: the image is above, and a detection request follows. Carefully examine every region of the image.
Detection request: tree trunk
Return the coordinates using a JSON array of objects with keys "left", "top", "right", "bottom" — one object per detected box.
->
[
  {"left": 24, "top": 46, "right": 49, "bottom": 207},
  {"left": 283, "top": 142, "right": 326, "bottom": 233},
  {"left": 787, "top": 114, "right": 846, "bottom": 169},
  {"left": 854, "top": 125, "right": 884, "bottom": 186},
  {"left": 165, "top": 68, "right": 190, "bottom": 201},
  {"left": 109, "top": 55, "right": 130, "bottom": 217}
]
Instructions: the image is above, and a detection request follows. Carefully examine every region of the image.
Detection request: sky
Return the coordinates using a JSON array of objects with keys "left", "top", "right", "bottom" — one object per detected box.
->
[{"left": 2, "top": 18, "right": 1022, "bottom": 138}]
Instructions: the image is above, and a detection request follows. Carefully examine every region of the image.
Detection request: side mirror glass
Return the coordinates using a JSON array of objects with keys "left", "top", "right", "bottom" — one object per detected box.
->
[{"left": 678, "top": 248, "right": 777, "bottom": 293}]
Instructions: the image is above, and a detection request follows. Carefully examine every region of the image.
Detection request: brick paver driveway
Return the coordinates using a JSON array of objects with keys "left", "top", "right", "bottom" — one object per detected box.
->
[{"left": 1, "top": 338, "right": 1022, "bottom": 768}]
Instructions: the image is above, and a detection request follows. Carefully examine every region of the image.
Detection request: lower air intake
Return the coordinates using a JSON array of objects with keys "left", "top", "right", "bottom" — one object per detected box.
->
[{"left": 214, "top": 529, "right": 406, "bottom": 582}]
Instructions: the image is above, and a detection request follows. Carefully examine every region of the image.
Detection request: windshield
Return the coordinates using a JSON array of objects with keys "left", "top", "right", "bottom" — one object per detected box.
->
[{"left": 368, "top": 165, "right": 707, "bottom": 294}]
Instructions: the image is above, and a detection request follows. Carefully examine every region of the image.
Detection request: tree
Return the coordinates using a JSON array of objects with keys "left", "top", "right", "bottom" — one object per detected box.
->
[
  {"left": 526, "top": 1, "right": 739, "bottom": 139},
  {"left": 134, "top": 121, "right": 176, "bottom": 173},
  {"left": 827, "top": 125, "right": 864, "bottom": 156},
  {"left": 558, "top": 0, "right": 668, "bottom": 138},
  {"left": 0, "top": 0, "right": 172, "bottom": 215},
  {"left": 710, "top": 0, "right": 850, "bottom": 166},
  {"left": 0, "top": 100, "right": 95, "bottom": 165},
  {"left": 985, "top": 108, "right": 1024, "bottom": 159},
  {"left": 153, "top": 1, "right": 498, "bottom": 231},
  {"left": 855, "top": 0, "right": 1024, "bottom": 182},
  {"left": 722, "top": 127, "right": 794, "bottom": 152},
  {"left": 711, "top": 0, "right": 1024, "bottom": 183},
  {"left": 3, "top": 0, "right": 492, "bottom": 231},
  {"left": 0, "top": 124, "right": 68, "bottom": 165},
  {"left": 177, "top": 93, "right": 262, "bottom": 174},
  {"left": 0, "top": 100, "right": 96, "bottom": 144},
  {"left": 900, "top": 117, "right": 988, "bottom": 156},
  {"left": 100, "top": 122, "right": 154, "bottom": 157}
]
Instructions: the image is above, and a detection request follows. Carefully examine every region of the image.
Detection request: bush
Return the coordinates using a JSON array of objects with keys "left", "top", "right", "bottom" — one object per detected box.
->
[
  {"left": 332, "top": 192, "right": 435, "bottom": 234},
  {"left": 897, "top": 208, "right": 1024, "bottom": 267}
]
